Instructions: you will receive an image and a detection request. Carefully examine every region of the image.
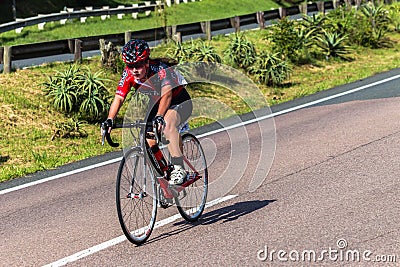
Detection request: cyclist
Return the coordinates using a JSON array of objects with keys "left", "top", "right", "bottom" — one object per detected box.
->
[{"left": 102, "top": 39, "right": 192, "bottom": 185}]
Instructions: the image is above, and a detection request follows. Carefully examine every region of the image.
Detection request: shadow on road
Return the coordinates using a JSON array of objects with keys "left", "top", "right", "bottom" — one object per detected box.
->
[{"left": 145, "top": 199, "right": 276, "bottom": 245}]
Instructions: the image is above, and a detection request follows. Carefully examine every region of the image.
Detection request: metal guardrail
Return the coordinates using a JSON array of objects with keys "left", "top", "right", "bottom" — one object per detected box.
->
[
  {"left": 1, "top": 0, "right": 341, "bottom": 73},
  {"left": 0, "top": 2, "right": 161, "bottom": 34}
]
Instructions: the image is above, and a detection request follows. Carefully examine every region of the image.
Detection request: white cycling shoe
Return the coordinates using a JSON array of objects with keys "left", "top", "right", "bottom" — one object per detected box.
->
[{"left": 169, "top": 165, "right": 187, "bottom": 185}]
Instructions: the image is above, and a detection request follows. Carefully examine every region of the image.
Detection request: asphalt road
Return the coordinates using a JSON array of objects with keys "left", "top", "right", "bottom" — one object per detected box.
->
[{"left": 1, "top": 68, "right": 400, "bottom": 266}]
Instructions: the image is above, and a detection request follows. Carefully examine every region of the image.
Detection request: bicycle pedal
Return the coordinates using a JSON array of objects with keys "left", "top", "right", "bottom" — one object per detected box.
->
[{"left": 159, "top": 198, "right": 173, "bottom": 209}]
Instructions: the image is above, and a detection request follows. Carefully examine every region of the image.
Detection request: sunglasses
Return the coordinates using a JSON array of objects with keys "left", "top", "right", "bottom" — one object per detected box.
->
[{"left": 127, "top": 61, "right": 147, "bottom": 69}]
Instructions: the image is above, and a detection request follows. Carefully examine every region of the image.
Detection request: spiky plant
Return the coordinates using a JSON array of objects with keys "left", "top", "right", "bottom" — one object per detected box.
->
[
  {"left": 315, "top": 30, "right": 350, "bottom": 60},
  {"left": 248, "top": 52, "right": 292, "bottom": 86},
  {"left": 42, "top": 65, "right": 80, "bottom": 113},
  {"left": 224, "top": 33, "right": 256, "bottom": 69},
  {"left": 77, "top": 68, "right": 111, "bottom": 121}
]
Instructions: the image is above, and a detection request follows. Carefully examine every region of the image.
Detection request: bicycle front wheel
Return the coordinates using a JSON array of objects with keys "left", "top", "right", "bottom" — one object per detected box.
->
[
  {"left": 116, "top": 147, "right": 157, "bottom": 245},
  {"left": 175, "top": 133, "right": 208, "bottom": 222}
]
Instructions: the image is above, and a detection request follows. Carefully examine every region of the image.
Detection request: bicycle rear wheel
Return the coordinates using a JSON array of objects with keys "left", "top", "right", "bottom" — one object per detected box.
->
[
  {"left": 175, "top": 133, "right": 208, "bottom": 222},
  {"left": 116, "top": 147, "right": 157, "bottom": 245}
]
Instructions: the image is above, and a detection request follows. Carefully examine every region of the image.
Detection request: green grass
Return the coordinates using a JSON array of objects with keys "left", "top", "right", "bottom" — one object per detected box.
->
[
  {"left": 0, "top": 0, "right": 280, "bottom": 46},
  {"left": 1, "top": 28, "right": 399, "bottom": 182},
  {"left": 1, "top": 1, "right": 400, "bottom": 182}
]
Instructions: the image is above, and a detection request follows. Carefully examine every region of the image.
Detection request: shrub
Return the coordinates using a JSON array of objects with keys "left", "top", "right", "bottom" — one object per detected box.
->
[
  {"left": 42, "top": 65, "right": 80, "bottom": 113},
  {"left": 170, "top": 41, "right": 193, "bottom": 63},
  {"left": 300, "top": 13, "right": 327, "bottom": 36},
  {"left": 361, "top": 2, "right": 391, "bottom": 32},
  {"left": 326, "top": 3, "right": 392, "bottom": 48},
  {"left": 51, "top": 118, "right": 88, "bottom": 140},
  {"left": 247, "top": 52, "right": 292, "bottom": 86},
  {"left": 315, "top": 30, "right": 350, "bottom": 60},
  {"left": 266, "top": 17, "right": 303, "bottom": 62},
  {"left": 359, "top": 2, "right": 393, "bottom": 48},
  {"left": 168, "top": 40, "right": 221, "bottom": 78},
  {"left": 43, "top": 65, "right": 111, "bottom": 122},
  {"left": 388, "top": 3, "right": 400, "bottom": 31},
  {"left": 170, "top": 39, "right": 221, "bottom": 63},
  {"left": 223, "top": 33, "right": 256, "bottom": 69},
  {"left": 191, "top": 40, "right": 222, "bottom": 63},
  {"left": 76, "top": 68, "right": 111, "bottom": 121}
]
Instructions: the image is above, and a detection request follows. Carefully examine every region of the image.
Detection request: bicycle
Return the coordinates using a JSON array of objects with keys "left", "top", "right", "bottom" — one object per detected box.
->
[{"left": 101, "top": 119, "right": 208, "bottom": 245}]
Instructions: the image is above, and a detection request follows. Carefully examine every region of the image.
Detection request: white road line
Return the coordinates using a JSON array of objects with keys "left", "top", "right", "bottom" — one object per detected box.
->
[
  {"left": 197, "top": 74, "right": 400, "bottom": 138},
  {"left": 42, "top": 194, "right": 238, "bottom": 267},
  {"left": 1, "top": 73, "right": 399, "bottom": 195},
  {"left": 0, "top": 157, "right": 122, "bottom": 195}
]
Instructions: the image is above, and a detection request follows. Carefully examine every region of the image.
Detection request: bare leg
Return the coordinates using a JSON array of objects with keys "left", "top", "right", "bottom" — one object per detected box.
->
[{"left": 163, "top": 109, "right": 182, "bottom": 158}]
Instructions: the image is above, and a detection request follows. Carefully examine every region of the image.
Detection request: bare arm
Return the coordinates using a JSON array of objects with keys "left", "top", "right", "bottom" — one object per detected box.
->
[
  {"left": 108, "top": 95, "right": 125, "bottom": 121},
  {"left": 102, "top": 95, "right": 125, "bottom": 134}
]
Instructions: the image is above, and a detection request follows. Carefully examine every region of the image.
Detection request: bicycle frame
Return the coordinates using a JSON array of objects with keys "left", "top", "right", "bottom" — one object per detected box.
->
[
  {"left": 103, "top": 120, "right": 202, "bottom": 201},
  {"left": 103, "top": 119, "right": 208, "bottom": 244}
]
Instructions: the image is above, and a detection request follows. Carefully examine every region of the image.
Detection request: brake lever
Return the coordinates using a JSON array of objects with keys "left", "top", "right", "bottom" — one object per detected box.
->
[
  {"left": 100, "top": 124, "right": 119, "bottom": 147},
  {"left": 101, "top": 125, "right": 106, "bottom": 146},
  {"left": 101, "top": 132, "right": 105, "bottom": 146}
]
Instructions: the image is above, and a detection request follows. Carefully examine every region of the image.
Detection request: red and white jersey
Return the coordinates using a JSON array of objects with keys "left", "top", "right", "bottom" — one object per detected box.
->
[{"left": 116, "top": 59, "right": 186, "bottom": 102}]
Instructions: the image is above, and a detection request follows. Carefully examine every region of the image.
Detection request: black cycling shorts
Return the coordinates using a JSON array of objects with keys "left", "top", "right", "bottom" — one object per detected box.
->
[{"left": 146, "top": 88, "right": 192, "bottom": 132}]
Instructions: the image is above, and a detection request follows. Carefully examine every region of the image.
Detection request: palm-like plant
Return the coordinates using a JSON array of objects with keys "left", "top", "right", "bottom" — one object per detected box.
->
[
  {"left": 43, "top": 65, "right": 111, "bottom": 121},
  {"left": 315, "top": 30, "right": 350, "bottom": 60},
  {"left": 43, "top": 65, "right": 80, "bottom": 113},
  {"left": 192, "top": 41, "right": 222, "bottom": 63},
  {"left": 361, "top": 2, "right": 390, "bottom": 31},
  {"left": 248, "top": 52, "right": 292, "bottom": 86},
  {"left": 171, "top": 41, "right": 192, "bottom": 63},
  {"left": 388, "top": 4, "right": 400, "bottom": 32},
  {"left": 301, "top": 13, "right": 327, "bottom": 34},
  {"left": 224, "top": 33, "right": 256, "bottom": 69},
  {"left": 77, "top": 68, "right": 110, "bottom": 121},
  {"left": 190, "top": 40, "right": 221, "bottom": 78}
]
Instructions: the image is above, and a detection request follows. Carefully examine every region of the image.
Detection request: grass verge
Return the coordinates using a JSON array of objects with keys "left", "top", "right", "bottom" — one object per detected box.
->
[{"left": 0, "top": 28, "right": 399, "bottom": 183}]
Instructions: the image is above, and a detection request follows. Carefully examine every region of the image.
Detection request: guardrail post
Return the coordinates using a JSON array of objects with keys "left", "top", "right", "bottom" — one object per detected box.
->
[
  {"left": 60, "top": 10, "right": 68, "bottom": 24},
  {"left": 125, "top": 31, "right": 132, "bottom": 43},
  {"left": 317, "top": 1, "right": 325, "bottom": 14},
  {"left": 230, "top": 16, "right": 240, "bottom": 33},
  {"left": 173, "top": 32, "right": 182, "bottom": 44},
  {"left": 299, "top": 2, "right": 307, "bottom": 15},
  {"left": 332, "top": 0, "right": 339, "bottom": 9},
  {"left": 68, "top": 39, "right": 75, "bottom": 53},
  {"left": 172, "top": 25, "right": 177, "bottom": 37},
  {"left": 202, "top": 21, "right": 211, "bottom": 40},
  {"left": 256, "top": 11, "right": 265, "bottom": 29},
  {"left": 74, "top": 39, "right": 82, "bottom": 63},
  {"left": 117, "top": 5, "right": 125, "bottom": 19},
  {"left": 279, "top": 7, "right": 287, "bottom": 18},
  {"left": 3, "top": 46, "right": 12, "bottom": 74},
  {"left": 166, "top": 26, "right": 173, "bottom": 40}
]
